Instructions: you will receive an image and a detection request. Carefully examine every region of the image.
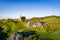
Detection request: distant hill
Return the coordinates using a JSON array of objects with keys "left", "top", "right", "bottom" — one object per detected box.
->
[{"left": 28, "top": 16, "right": 60, "bottom": 23}]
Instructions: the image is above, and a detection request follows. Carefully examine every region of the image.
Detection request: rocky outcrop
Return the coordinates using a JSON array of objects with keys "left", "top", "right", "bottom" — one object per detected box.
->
[
  {"left": 7, "top": 31, "right": 36, "bottom": 40},
  {"left": 26, "top": 20, "right": 45, "bottom": 28}
]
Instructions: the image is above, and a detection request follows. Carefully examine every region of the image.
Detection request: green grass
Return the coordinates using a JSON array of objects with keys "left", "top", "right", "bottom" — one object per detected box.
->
[{"left": 0, "top": 16, "right": 60, "bottom": 40}]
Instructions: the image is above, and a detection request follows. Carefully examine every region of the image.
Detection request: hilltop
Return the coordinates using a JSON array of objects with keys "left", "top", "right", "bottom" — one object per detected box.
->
[{"left": 0, "top": 15, "right": 60, "bottom": 40}]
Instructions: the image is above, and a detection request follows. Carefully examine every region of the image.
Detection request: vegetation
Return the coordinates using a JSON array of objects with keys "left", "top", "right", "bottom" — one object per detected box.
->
[{"left": 0, "top": 16, "right": 60, "bottom": 40}]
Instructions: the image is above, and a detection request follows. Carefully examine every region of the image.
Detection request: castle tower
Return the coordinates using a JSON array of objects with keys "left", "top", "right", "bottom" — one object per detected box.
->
[{"left": 18, "top": 15, "right": 21, "bottom": 21}]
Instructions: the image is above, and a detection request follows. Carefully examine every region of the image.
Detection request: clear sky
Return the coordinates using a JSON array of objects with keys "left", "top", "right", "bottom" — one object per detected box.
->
[{"left": 0, "top": 0, "right": 60, "bottom": 19}]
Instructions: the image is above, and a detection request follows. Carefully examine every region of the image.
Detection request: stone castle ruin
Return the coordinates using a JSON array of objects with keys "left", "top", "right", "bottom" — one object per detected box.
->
[{"left": 18, "top": 16, "right": 26, "bottom": 22}]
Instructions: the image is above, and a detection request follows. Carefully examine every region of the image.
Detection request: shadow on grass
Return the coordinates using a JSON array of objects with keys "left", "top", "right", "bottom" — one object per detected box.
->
[
  {"left": 7, "top": 30, "right": 55, "bottom": 40},
  {"left": 0, "top": 27, "right": 8, "bottom": 40}
]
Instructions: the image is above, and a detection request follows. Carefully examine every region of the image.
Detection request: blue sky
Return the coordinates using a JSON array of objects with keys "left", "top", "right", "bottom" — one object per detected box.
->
[{"left": 0, "top": 0, "right": 60, "bottom": 19}]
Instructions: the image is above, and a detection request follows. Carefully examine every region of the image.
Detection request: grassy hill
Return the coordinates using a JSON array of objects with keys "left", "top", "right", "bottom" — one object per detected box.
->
[{"left": 0, "top": 16, "right": 60, "bottom": 40}]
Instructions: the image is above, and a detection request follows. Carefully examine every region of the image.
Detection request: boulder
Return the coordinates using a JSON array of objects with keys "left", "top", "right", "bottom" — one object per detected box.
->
[{"left": 7, "top": 32, "right": 23, "bottom": 40}]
